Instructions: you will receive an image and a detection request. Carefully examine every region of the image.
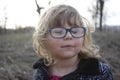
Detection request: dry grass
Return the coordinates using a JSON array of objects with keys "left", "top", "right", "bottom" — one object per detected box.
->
[
  {"left": 93, "top": 30, "right": 120, "bottom": 80},
  {"left": 0, "top": 32, "right": 38, "bottom": 80}
]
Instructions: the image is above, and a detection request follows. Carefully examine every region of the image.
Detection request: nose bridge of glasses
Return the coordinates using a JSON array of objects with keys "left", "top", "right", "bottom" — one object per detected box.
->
[{"left": 65, "top": 28, "right": 73, "bottom": 37}]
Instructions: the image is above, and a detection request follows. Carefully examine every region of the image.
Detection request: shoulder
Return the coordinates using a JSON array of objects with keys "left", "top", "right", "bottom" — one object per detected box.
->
[
  {"left": 34, "top": 69, "right": 43, "bottom": 80},
  {"left": 77, "top": 58, "right": 113, "bottom": 79},
  {"left": 33, "top": 58, "right": 49, "bottom": 80},
  {"left": 98, "top": 62, "right": 113, "bottom": 79}
]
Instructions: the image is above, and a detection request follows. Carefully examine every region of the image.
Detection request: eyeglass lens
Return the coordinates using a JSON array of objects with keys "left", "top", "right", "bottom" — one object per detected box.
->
[{"left": 49, "top": 27, "right": 86, "bottom": 38}]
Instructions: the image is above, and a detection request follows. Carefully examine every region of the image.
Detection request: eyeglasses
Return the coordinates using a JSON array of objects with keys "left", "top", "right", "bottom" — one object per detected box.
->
[{"left": 48, "top": 27, "right": 86, "bottom": 38}]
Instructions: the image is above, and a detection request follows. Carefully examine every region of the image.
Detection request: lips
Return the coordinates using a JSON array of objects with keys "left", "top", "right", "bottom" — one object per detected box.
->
[{"left": 61, "top": 45, "right": 74, "bottom": 48}]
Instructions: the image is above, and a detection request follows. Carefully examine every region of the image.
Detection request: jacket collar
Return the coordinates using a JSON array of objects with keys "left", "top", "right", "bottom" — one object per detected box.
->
[
  {"left": 77, "top": 58, "right": 99, "bottom": 75},
  {"left": 33, "top": 58, "right": 100, "bottom": 76},
  {"left": 33, "top": 58, "right": 46, "bottom": 69}
]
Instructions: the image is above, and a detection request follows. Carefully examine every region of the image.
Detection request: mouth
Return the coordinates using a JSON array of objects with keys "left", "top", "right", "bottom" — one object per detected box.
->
[{"left": 61, "top": 45, "right": 74, "bottom": 48}]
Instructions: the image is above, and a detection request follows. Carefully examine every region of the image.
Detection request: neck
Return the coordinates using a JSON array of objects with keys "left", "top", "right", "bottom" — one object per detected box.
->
[{"left": 49, "top": 56, "right": 80, "bottom": 76}]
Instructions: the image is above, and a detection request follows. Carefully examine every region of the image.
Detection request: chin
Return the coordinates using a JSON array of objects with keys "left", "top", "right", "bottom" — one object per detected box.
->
[{"left": 59, "top": 52, "right": 78, "bottom": 59}]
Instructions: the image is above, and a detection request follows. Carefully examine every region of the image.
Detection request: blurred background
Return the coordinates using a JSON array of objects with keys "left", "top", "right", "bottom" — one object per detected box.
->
[{"left": 0, "top": 0, "right": 120, "bottom": 80}]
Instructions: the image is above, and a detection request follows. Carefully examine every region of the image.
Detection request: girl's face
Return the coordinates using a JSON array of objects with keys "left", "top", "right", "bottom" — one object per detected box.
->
[{"left": 46, "top": 24, "right": 84, "bottom": 60}]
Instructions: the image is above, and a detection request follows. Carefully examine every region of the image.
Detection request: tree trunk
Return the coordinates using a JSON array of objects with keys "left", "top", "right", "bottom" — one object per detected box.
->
[{"left": 99, "top": 0, "right": 104, "bottom": 31}]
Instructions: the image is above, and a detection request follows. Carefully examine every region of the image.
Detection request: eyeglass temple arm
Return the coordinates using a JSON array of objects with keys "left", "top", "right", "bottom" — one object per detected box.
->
[{"left": 35, "top": 0, "right": 44, "bottom": 15}]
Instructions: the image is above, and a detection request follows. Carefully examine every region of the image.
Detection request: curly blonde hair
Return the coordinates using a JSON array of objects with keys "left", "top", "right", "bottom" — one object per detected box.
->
[{"left": 33, "top": 4, "right": 100, "bottom": 66}]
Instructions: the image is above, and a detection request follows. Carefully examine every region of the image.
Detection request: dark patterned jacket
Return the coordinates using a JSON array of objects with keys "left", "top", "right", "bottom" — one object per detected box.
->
[{"left": 33, "top": 58, "right": 113, "bottom": 80}]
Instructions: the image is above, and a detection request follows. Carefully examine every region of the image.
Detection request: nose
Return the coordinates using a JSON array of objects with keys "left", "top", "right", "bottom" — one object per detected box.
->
[{"left": 64, "top": 31, "right": 73, "bottom": 40}]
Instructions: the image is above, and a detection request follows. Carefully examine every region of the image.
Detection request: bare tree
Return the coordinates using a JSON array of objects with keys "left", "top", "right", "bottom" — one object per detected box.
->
[
  {"left": 3, "top": 6, "right": 8, "bottom": 34},
  {"left": 89, "top": 0, "right": 107, "bottom": 31},
  {"left": 35, "top": 0, "right": 44, "bottom": 15},
  {"left": 99, "top": 0, "right": 104, "bottom": 31},
  {"left": 88, "top": 0, "right": 99, "bottom": 29}
]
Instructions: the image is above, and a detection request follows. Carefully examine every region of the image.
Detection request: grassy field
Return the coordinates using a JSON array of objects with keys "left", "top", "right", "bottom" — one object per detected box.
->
[
  {"left": 0, "top": 29, "right": 120, "bottom": 80},
  {"left": 93, "top": 30, "right": 120, "bottom": 80},
  {"left": 0, "top": 32, "right": 38, "bottom": 80}
]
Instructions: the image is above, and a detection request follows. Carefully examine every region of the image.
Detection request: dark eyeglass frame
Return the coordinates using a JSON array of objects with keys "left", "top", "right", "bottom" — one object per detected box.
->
[{"left": 48, "top": 26, "right": 86, "bottom": 39}]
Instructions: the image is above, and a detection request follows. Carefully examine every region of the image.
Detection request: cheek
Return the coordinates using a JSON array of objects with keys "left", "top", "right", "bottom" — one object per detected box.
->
[
  {"left": 46, "top": 36, "right": 61, "bottom": 51},
  {"left": 75, "top": 38, "right": 83, "bottom": 50}
]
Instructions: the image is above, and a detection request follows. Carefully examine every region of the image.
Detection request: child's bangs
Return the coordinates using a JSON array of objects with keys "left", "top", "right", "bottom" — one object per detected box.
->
[
  {"left": 59, "top": 13, "right": 78, "bottom": 26},
  {"left": 49, "top": 11, "right": 82, "bottom": 27}
]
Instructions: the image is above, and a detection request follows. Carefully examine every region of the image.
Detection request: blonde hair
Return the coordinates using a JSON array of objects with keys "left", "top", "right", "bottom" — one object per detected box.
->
[{"left": 33, "top": 4, "right": 100, "bottom": 66}]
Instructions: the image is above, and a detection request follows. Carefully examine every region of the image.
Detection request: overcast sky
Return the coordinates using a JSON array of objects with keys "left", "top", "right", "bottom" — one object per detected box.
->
[{"left": 0, "top": 0, "right": 120, "bottom": 29}]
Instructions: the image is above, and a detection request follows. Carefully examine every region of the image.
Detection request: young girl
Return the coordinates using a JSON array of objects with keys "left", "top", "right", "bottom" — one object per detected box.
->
[{"left": 33, "top": 4, "right": 113, "bottom": 80}]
